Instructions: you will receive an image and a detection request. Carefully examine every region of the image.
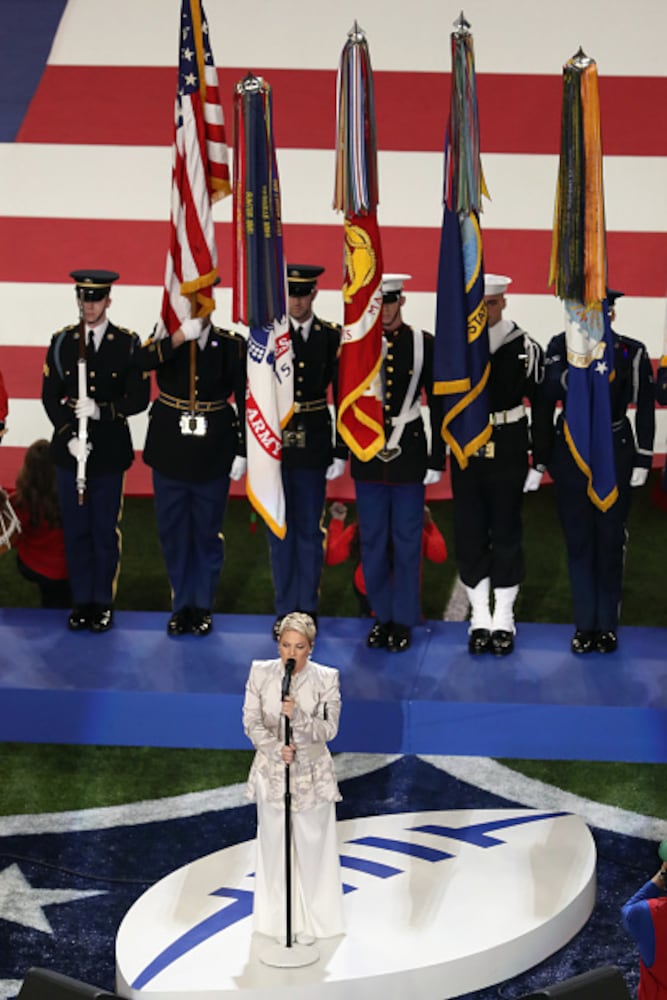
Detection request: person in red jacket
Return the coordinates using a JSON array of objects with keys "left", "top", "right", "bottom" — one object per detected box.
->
[
  {"left": 325, "top": 501, "right": 447, "bottom": 617},
  {"left": 9, "top": 439, "right": 71, "bottom": 608},
  {"left": 622, "top": 852, "right": 667, "bottom": 999}
]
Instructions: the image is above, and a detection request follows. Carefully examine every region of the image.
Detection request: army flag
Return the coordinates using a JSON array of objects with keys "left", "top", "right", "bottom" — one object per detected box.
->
[
  {"left": 334, "top": 24, "right": 385, "bottom": 461},
  {"left": 156, "top": 0, "right": 230, "bottom": 338},
  {"left": 233, "top": 74, "right": 293, "bottom": 538},
  {"left": 549, "top": 50, "right": 617, "bottom": 511},
  {"left": 433, "top": 16, "right": 491, "bottom": 469}
]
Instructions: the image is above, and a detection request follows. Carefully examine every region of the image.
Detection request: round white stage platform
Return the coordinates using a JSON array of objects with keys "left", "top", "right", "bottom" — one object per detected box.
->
[{"left": 116, "top": 809, "right": 596, "bottom": 1000}]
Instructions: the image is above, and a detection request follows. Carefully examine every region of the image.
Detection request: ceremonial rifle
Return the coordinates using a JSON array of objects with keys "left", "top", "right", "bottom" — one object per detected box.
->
[{"left": 75, "top": 287, "right": 89, "bottom": 505}]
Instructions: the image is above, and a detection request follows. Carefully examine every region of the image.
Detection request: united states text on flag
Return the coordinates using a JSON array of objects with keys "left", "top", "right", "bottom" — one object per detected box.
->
[{"left": 0, "top": 0, "right": 664, "bottom": 498}]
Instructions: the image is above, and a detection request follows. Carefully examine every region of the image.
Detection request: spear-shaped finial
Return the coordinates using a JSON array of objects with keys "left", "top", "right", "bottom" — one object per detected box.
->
[
  {"left": 453, "top": 11, "right": 471, "bottom": 35},
  {"left": 571, "top": 46, "right": 593, "bottom": 68},
  {"left": 347, "top": 20, "right": 366, "bottom": 43},
  {"left": 237, "top": 71, "right": 262, "bottom": 93}
]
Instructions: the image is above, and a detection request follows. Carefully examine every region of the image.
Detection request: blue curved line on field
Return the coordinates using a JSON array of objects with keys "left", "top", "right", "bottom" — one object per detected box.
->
[{"left": 131, "top": 887, "right": 254, "bottom": 989}]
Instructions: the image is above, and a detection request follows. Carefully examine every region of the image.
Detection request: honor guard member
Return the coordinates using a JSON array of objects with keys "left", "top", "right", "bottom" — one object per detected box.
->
[
  {"left": 537, "top": 288, "right": 655, "bottom": 654},
  {"left": 137, "top": 314, "right": 247, "bottom": 637},
  {"left": 41, "top": 269, "right": 149, "bottom": 632},
  {"left": 354, "top": 274, "right": 444, "bottom": 653},
  {"left": 269, "top": 265, "right": 347, "bottom": 638},
  {"left": 454, "top": 274, "right": 546, "bottom": 657}
]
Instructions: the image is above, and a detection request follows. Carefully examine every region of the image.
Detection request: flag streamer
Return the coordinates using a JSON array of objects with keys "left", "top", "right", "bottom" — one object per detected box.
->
[
  {"left": 549, "top": 50, "right": 617, "bottom": 511},
  {"left": 433, "top": 14, "right": 491, "bottom": 469},
  {"left": 156, "top": 0, "right": 230, "bottom": 338},
  {"left": 233, "top": 74, "right": 293, "bottom": 538},
  {"left": 334, "top": 24, "right": 385, "bottom": 461}
]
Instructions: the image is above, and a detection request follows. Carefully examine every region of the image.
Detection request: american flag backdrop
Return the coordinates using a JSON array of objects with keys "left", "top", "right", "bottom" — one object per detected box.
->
[{"left": 0, "top": 0, "right": 665, "bottom": 496}]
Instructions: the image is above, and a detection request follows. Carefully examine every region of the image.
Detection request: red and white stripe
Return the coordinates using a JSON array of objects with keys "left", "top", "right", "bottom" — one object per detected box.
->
[{"left": 0, "top": 0, "right": 665, "bottom": 495}]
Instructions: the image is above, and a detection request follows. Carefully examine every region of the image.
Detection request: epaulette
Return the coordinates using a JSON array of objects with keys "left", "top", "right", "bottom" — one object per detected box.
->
[
  {"left": 116, "top": 326, "right": 139, "bottom": 339},
  {"left": 53, "top": 322, "right": 78, "bottom": 338},
  {"left": 212, "top": 325, "right": 241, "bottom": 342}
]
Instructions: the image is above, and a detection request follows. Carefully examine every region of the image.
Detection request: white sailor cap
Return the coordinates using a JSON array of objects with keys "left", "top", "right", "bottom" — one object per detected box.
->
[
  {"left": 381, "top": 273, "right": 412, "bottom": 301},
  {"left": 484, "top": 274, "right": 512, "bottom": 296}
]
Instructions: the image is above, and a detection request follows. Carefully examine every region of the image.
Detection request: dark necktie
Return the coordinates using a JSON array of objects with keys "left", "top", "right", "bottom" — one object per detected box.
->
[{"left": 88, "top": 330, "right": 95, "bottom": 352}]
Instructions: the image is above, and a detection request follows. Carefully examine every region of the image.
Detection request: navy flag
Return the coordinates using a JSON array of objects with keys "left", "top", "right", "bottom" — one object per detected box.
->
[{"left": 433, "top": 17, "right": 491, "bottom": 469}]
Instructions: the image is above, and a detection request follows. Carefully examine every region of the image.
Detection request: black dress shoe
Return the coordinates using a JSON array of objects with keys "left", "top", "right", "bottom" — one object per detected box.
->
[
  {"left": 571, "top": 629, "right": 596, "bottom": 654},
  {"left": 387, "top": 625, "right": 411, "bottom": 653},
  {"left": 491, "top": 630, "right": 515, "bottom": 656},
  {"left": 191, "top": 608, "right": 213, "bottom": 636},
  {"left": 167, "top": 608, "right": 191, "bottom": 636},
  {"left": 596, "top": 630, "right": 618, "bottom": 654},
  {"left": 272, "top": 616, "right": 283, "bottom": 640},
  {"left": 68, "top": 605, "right": 91, "bottom": 631},
  {"left": 366, "top": 621, "right": 392, "bottom": 649},
  {"left": 468, "top": 628, "right": 491, "bottom": 654},
  {"left": 90, "top": 606, "right": 113, "bottom": 633}
]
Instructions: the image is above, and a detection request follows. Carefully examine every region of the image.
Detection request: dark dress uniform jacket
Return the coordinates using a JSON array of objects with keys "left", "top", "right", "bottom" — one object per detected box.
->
[
  {"left": 283, "top": 317, "right": 344, "bottom": 470},
  {"left": 42, "top": 321, "right": 149, "bottom": 474},
  {"left": 139, "top": 328, "right": 246, "bottom": 483},
  {"left": 350, "top": 324, "right": 444, "bottom": 483}
]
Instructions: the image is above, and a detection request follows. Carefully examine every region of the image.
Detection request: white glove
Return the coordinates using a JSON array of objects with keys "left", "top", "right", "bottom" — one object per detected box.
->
[
  {"left": 630, "top": 467, "right": 649, "bottom": 487},
  {"left": 229, "top": 456, "right": 247, "bottom": 481},
  {"left": 325, "top": 457, "right": 346, "bottom": 481},
  {"left": 75, "top": 397, "right": 100, "bottom": 420},
  {"left": 423, "top": 469, "right": 441, "bottom": 486},
  {"left": 67, "top": 437, "right": 92, "bottom": 461},
  {"left": 180, "top": 318, "right": 204, "bottom": 342},
  {"left": 523, "top": 468, "right": 544, "bottom": 493}
]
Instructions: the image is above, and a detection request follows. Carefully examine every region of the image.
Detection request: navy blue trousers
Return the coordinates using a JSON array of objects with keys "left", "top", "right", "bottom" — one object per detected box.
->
[
  {"left": 56, "top": 467, "right": 123, "bottom": 606},
  {"left": 268, "top": 466, "right": 327, "bottom": 617},
  {"left": 153, "top": 470, "right": 230, "bottom": 612},
  {"left": 354, "top": 480, "right": 425, "bottom": 627}
]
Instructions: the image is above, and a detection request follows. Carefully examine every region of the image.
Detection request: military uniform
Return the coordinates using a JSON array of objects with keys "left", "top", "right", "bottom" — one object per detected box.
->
[
  {"left": 269, "top": 313, "right": 345, "bottom": 619},
  {"left": 137, "top": 324, "right": 246, "bottom": 631},
  {"left": 451, "top": 321, "right": 545, "bottom": 590},
  {"left": 352, "top": 320, "right": 444, "bottom": 637},
  {"left": 41, "top": 270, "right": 148, "bottom": 630},
  {"left": 539, "top": 324, "right": 655, "bottom": 641}
]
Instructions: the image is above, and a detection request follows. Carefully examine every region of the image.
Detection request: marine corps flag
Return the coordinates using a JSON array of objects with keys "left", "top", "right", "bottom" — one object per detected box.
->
[
  {"left": 233, "top": 73, "right": 293, "bottom": 538},
  {"left": 549, "top": 49, "right": 617, "bottom": 511},
  {"left": 433, "top": 14, "right": 491, "bottom": 469},
  {"left": 334, "top": 24, "right": 385, "bottom": 461}
]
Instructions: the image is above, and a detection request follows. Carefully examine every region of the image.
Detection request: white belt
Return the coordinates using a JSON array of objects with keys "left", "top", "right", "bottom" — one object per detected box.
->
[
  {"left": 490, "top": 404, "right": 526, "bottom": 426},
  {"left": 390, "top": 401, "right": 422, "bottom": 426}
]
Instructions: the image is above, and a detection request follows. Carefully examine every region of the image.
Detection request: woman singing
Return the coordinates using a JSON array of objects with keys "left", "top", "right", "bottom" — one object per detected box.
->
[{"left": 242, "top": 611, "right": 344, "bottom": 943}]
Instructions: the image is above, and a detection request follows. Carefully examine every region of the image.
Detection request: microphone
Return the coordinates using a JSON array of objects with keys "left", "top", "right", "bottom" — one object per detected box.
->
[{"left": 281, "top": 658, "right": 296, "bottom": 701}]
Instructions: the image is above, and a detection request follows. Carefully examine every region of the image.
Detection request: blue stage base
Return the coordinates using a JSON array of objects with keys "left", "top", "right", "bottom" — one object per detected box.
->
[{"left": 2, "top": 608, "right": 666, "bottom": 761}]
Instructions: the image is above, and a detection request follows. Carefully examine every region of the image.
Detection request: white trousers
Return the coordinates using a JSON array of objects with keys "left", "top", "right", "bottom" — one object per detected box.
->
[{"left": 252, "top": 771, "right": 345, "bottom": 939}]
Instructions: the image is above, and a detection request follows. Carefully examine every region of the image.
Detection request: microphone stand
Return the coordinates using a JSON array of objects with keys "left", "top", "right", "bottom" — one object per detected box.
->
[{"left": 259, "top": 658, "right": 319, "bottom": 969}]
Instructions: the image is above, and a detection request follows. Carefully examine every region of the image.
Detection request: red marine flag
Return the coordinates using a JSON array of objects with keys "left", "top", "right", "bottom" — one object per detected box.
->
[
  {"left": 334, "top": 24, "right": 385, "bottom": 461},
  {"left": 156, "top": 0, "right": 231, "bottom": 338}
]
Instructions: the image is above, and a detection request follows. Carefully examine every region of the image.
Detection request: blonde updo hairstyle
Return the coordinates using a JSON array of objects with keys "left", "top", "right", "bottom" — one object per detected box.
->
[{"left": 278, "top": 612, "right": 317, "bottom": 647}]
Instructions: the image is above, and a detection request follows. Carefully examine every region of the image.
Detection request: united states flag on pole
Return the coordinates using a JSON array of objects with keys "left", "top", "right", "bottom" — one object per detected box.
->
[{"left": 157, "top": 0, "right": 231, "bottom": 338}]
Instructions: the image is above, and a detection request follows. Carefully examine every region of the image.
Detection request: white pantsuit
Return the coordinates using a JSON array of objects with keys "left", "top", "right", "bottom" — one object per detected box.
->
[{"left": 242, "top": 657, "right": 345, "bottom": 940}]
